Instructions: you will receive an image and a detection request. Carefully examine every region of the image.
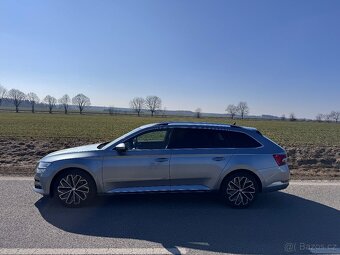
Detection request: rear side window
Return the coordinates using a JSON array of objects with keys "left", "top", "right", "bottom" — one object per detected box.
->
[
  {"left": 168, "top": 128, "right": 261, "bottom": 149},
  {"left": 227, "top": 131, "right": 261, "bottom": 148},
  {"left": 168, "top": 128, "right": 214, "bottom": 149}
]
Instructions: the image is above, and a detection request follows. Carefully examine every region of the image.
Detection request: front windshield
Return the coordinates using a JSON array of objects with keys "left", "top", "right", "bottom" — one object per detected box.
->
[{"left": 101, "top": 124, "right": 156, "bottom": 150}]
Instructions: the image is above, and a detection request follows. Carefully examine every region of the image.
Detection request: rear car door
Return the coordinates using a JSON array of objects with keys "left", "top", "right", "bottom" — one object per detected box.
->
[{"left": 168, "top": 127, "right": 232, "bottom": 191}]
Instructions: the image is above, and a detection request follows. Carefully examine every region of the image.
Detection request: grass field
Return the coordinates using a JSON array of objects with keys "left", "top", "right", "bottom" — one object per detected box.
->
[{"left": 0, "top": 112, "right": 339, "bottom": 146}]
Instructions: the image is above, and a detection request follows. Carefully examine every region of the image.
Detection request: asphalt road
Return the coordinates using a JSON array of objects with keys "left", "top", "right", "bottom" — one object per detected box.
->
[{"left": 0, "top": 178, "right": 339, "bottom": 255}]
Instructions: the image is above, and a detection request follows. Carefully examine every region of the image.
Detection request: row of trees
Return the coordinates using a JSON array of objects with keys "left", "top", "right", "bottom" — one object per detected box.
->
[
  {"left": 0, "top": 85, "right": 90, "bottom": 114},
  {"left": 130, "top": 96, "right": 162, "bottom": 116},
  {"left": 131, "top": 99, "right": 250, "bottom": 119},
  {"left": 316, "top": 111, "right": 340, "bottom": 123},
  {"left": 225, "top": 102, "right": 249, "bottom": 119},
  {"left": 2, "top": 85, "right": 339, "bottom": 121}
]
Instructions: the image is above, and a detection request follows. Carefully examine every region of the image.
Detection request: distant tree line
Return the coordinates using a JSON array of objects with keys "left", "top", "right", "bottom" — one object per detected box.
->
[
  {"left": 130, "top": 96, "right": 162, "bottom": 117},
  {"left": 0, "top": 84, "right": 91, "bottom": 114},
  {"left": 278, "top": 113, "right": 296, "bottom": 121},
  {"left": 225, "top": 102, "right": 249, "bottom": 119},
  {"left": 1, "top": 84, "right": 338, "bottom": 121},
  {"left": 316, "top": 111, "right": 340, "bottom": 123}
]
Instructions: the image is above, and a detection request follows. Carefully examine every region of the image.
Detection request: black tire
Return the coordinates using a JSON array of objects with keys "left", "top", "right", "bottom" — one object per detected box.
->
[
  {"left": 221, "top": 172, "right": 259, "bottom": 208},
  {"left": 53, "top": 169, "right": 96, "bottom": 208}
]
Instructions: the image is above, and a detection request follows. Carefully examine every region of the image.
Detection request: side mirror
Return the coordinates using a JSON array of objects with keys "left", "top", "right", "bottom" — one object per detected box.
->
[{"left": 115, "top": 143, "right": 126, "bottom": 152}]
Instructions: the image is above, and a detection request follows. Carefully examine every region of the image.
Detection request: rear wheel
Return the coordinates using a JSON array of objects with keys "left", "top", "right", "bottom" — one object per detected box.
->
[
  {"left": 221, "top": 172, "right": 259, "bottom": 208},
  {"left": 53, "top": 169, "right": 96, "bottom": 207}
]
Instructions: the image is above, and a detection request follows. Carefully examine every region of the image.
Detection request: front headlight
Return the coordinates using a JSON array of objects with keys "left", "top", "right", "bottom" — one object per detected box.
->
[{"left": 36, "top": 162, "right": 51, "bottom": 173}]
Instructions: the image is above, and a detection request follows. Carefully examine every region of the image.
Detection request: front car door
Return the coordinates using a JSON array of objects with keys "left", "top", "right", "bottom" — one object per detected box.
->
[
  {"left": 102, "top": 128, "right": 171, "bottom": 193},
  {"left": 168, "top": 127, "right": 232, "bottom": 191}
]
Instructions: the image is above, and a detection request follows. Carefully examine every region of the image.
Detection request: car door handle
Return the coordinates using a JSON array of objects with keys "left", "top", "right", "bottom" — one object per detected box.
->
[
  {"left": 212, "top": 157, "right": 225, "bottom": 161},
  {"left": 155, "top": 158, "right": 169, "bottom": 162}
]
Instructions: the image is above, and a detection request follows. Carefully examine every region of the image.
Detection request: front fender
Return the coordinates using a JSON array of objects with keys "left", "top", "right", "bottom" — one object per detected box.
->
[{"left": 39, "top": 157, "right": 103, "bottom": 195}]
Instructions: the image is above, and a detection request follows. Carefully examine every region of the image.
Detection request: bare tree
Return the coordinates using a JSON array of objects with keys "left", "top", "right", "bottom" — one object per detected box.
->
[
  {"left": 280, "top": 114, "right": 286, "bottom": 121},
  {"left": 330, "top": 111, "right": 340, "bottom": 123},
  {"left": 237, "top": 102, "right": 249, "bottom": 119},
  {"left": 195, "top": 108, "right": 202, "bottom": 118},
  {"left": 7, "top": 89, "right": 26, "bottom": 113},
  {"left": 289, "top": 112, "right": 296, "bottom": 121},
  {"left": 58, "top": 94, "right": 71, "bottom": 114},
  {"left": 129, "top": 97, "right": 145, "bottom": 116},
  {"left": 0, "top": 84, "right": 7, "bottom": 106},
  {"left": 44, "top": 95, "right": 57, "bottom": 114},
  {"left": 27, "top": 92, "right": 39, "bottom": 113},
  {"left": 72, "top": 93, "right": 91, "bottom": 114},
  {"left": 226, "top": 104, "right": 237, "bottom": 119},
  {"left": 145, "top": 96, "right": 162, "bottom": 116},
  {"left": 316, "top": 113, "right": 323, "bottom": 122}
]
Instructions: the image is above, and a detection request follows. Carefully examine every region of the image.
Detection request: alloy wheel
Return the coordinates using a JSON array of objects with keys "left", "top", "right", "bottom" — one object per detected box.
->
[
  {"left": 57, "top": 174, "right": 90, "bottom": 205},
  {"left": 226, "top": 176, "right": 256, "bottom": 206}
]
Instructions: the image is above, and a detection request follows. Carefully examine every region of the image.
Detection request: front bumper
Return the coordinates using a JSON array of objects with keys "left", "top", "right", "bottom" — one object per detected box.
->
[
  {"left": 33, "top": 187, "right": 45, "bottom": 195},
  {"left": 262, "top": 180, "right": 289, "bottom": 192},
  {"left": 33, "top": 174, "right": 49, "bottom": 196}
]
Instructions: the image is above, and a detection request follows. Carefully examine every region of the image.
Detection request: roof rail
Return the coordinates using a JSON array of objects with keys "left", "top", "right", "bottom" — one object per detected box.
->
[
  {"left": 157, "top": 122, "right": 169, "bottom": 126},
  {"left": 230, "top": 123, "right": 241, "bottom": 128}
]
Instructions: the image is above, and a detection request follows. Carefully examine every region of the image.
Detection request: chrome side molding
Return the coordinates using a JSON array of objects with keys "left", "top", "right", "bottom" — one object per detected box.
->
[{"left": 107, "top": 185, "right": 210, "bottom": 193}]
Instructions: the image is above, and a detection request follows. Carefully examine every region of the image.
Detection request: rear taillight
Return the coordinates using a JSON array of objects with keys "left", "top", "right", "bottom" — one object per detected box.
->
[{"left": 273, "top": 154, "right": 287, "bottom": 166}]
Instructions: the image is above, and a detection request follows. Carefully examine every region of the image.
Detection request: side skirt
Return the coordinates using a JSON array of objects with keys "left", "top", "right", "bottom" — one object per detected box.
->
[{"left": 106, "top": 185, "right": 211, "bottom": 194}]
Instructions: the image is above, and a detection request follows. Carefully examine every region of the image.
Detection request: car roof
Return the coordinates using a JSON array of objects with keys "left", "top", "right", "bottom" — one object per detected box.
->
[{"left": 153, "top": 122, "right": 258, "bottom": 131}]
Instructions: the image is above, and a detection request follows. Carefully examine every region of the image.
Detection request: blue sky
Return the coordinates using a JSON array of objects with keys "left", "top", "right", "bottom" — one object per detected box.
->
[{"left": 1, "top": 0, "right": 339, "bottom": 118}]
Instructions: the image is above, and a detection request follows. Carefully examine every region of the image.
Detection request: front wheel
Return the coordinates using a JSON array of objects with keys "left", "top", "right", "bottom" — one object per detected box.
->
[
  {"left": 53, "top": 169, "right": 96, "bottom": 207},
  {"left": 221, "top": 172, "right": 259, "bottom": 208}
]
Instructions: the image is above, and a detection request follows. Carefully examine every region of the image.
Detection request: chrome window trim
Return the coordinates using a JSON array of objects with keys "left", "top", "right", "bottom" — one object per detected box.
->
[{"left": 106, "top": 125, "right": 264, "bottom": 151}]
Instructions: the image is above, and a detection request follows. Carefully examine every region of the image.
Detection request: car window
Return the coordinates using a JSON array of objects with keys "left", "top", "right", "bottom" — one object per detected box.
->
[
  {"left": 227, "top": 131, "right": 261, "bottom": 148},
  {"left": 126, "top": 130, "right": 169, "bottom": 150},
  {"left": 168, "top": 128, "right": 261, "bottom": 149},
  {"left": 168, "top": 128, "right": 215, "bottom": 148}
]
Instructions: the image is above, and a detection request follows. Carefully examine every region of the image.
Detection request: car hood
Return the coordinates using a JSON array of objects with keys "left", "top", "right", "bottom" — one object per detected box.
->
[{"left": 43, "top": 143, "right": 101, "bottom": 159}]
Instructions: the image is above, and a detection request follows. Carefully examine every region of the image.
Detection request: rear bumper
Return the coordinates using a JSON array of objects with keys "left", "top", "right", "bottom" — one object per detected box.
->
[
  {"left": 259, "top": 163, "right": 290, "bottom": 192},
  {"left": 262, "top": 181, "right": 289, "bottom": 192}
]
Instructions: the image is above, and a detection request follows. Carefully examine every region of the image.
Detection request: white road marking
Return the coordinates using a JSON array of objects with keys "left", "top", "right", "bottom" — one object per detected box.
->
[
  {"left": 0, "top": 247, "right": 187, "bottom": 255},
  {"left": 0, "top": 176, "right": 32, "bottom": 181},
  {"left": 290, "top": 181, "right": 340, "bottom": 186},
  {"left": 310, "top": 248, "right": 340, "bottom": 254}
]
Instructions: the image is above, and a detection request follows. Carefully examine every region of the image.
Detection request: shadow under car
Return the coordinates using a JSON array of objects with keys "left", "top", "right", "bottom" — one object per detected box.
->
[{"left": 35, "top": 191, "right": 340, "bottom": 254}]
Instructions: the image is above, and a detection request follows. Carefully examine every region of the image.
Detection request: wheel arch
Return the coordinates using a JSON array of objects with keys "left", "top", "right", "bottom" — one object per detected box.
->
[{"left": 49, "top": 167, "right": 97, "bottom": 197}]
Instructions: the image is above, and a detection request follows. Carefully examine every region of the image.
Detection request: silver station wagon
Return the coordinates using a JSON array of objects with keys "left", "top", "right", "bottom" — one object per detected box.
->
[{"left": 34, "top": 122, "right": 289, "bottom": 208}]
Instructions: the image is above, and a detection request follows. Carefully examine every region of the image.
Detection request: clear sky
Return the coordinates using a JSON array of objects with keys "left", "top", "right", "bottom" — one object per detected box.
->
[{"left": 1, "top": 0, "right": 339, "bottom": 118}]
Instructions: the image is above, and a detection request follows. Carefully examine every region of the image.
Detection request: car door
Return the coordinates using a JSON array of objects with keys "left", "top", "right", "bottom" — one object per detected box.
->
[
  {"left": 102, "top": 129, "right": 171, "bottom": 193},
  {"left": 168, "top": 127, "right": 232, "bottom": 191}
]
